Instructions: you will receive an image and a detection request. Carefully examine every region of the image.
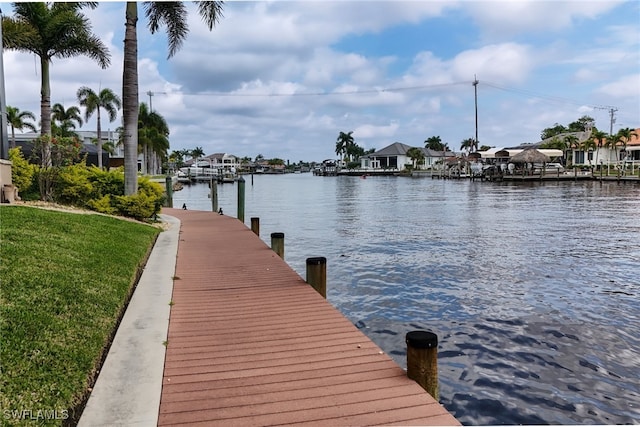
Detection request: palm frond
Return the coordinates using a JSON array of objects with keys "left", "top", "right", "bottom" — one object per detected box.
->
[{"left": 144, "top": 1, "right": 188, "bottom": 59}]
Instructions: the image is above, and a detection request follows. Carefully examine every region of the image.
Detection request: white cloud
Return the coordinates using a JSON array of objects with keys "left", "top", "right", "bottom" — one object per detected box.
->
[
  {"left": 467, "top": 0, "right": 624, "bottom": 40},
  {"left": 354, "top": 121, "right": 400, "bottom": 139},
  {"left": 451, "top": 43, "right": 534, "bottom": 84},
  {"left": 596, "top": 74, "right": 640, "bottom": 98},
  {"left": 3, "top": 1, "right": 638, "bottom": 161}
]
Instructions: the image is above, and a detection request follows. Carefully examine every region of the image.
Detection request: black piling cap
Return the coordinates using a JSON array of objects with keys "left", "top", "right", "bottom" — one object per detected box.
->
[
  {"left": 406, "top": 330, "right": 438, "bottom": 349},
  {"left": 271, "top": 232, "right": 285, "bottom": 239},
  {"left": 306, "top": 257, "right": 327, "bottom": 266}
]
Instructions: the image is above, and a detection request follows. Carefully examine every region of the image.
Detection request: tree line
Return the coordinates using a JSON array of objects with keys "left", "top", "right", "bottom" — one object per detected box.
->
[
  {"left": 334, "top": 131, "right": 478, "bottom": 167},
  {"left": 334, "top": 115, "right": 637, "bottom": 169},
  {"left": 539, "top": 115, "right": 637, "bottom": 166},
  {"left": 7, "top": 95, "right": 170, "bottom": 176},
  {"left": 2, "top": 1, "right": 225, "bottom": 197},
  {"left": 168, "top": 148, "right": 292, "bottom": 170}
]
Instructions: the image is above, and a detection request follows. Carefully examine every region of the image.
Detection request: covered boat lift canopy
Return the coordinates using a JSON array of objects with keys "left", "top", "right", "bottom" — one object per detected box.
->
[{"left": 480, "top": 147, "right": 563, "bottom": 160}]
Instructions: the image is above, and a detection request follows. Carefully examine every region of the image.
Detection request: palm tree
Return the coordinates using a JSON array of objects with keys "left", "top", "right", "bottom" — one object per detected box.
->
[
  {"left": 6, "top": 106, "right": 37, "bottom": 148},
  {"left": 589, "top": 130, "right": 608, "bottom": 168},
  {"left": 191, "top": 146, "right": 205, "bottom": 164},
  {"left": 77, "top": 86, "right": 122, "bottom": 169},
  {"left": 425, "top": 136, "right": 444, "bottom": 151},
  {"left": 102, "top": 140, "right": 116, "bottom": 156},
  {"left": 2, "top": 2, "right": 110, "bottom": 165},
  {"left": 406, "top": 147, "right": 425, "bottom": 169},
  {"left": 346, "top": 142, "right": 366, "bottom": 163},
  {"left": 138, "top": 102, "right": 170, "bottom": 175},
  {"left": 179, "top": 148, "right": 192, "bottom": 162},
  {"left": 615, "top": 128, "right": 638, "bottom": 163},
  {"left": 604, "top": 134, "right": 621, "bottom": 165},
  {"left": 51, "top": 103, "right": 83, "bottom": 137},
  {"left": 169, "top": 151, "right": 181, "bottom": 169},
  {"left": 122, "top": 1, "right": 224, "bottom": 195},
  {"left": 460, "top": 137, "right": 475, "bottom": 153},
  {"left": 580, "top": 137, "right": 596, "bottom": 168},
  {"left": 335, "top": 131, "right": 354, "bottom": 161},
  {"left": 563, "top": 135, "right": 579, "bottom": 166}
]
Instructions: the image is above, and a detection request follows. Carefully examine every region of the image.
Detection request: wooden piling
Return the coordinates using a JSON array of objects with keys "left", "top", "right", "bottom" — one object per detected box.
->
[
  {"left": 251, "top": 217, "right": 260, "bottom": 236},
  {"left": 271, "top": 232, "right": 284, "bottom": 258},
  {"left": 237, "top": 176, "right": 245, "bottom": 222},
  {"left": 165, "top": 176, "right": 173, "bottom": 208},
  {"left": 406, "top": 330, "right": 439, "bottom": 401},
  {"left": 306, "top": 257, "right": 327, "bottom": 298},
  {"left": 210, "top": 178, "right": 218, "bottom": 212}
]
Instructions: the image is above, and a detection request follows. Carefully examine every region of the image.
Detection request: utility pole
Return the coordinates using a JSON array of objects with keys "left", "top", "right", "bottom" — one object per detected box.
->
[
  {"left": 146, "top": 90, "right": 167, "bottom": 113},
  {"left": 593, "top": 105, "right": 618, "bottom": 135},
  {"left": 147, "top": 90, "right": 154, "bottom": 112},
  {"left": 473, "top": 75, "right": 479, "bottom": 152},
  {"left": 609, "top": 107, "right": 618, "bottom": 136}
]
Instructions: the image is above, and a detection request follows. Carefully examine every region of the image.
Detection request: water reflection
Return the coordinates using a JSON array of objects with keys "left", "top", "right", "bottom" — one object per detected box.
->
[{"left": 172, "top": 175, "right": 640, "bottom": 425}]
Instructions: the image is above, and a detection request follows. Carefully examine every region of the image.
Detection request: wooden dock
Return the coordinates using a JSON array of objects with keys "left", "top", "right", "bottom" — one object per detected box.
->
[{"left": 159, "top": 208, "right": 459, "bottom": 426}]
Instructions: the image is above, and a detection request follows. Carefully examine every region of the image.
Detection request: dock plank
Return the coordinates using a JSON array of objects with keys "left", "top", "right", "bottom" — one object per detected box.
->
[{"left": 159, "top": 208, "right": 459, "bottom": 426}]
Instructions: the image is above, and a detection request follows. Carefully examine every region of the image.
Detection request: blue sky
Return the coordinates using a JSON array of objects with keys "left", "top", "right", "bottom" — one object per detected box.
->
[{"left": 4, "top": 1, "right": 640, "bottom": 162}]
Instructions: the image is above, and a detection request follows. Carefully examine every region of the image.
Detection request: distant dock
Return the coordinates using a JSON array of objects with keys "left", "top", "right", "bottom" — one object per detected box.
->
[{"left": 159, "top": 208, "right": 459, "bottom": 426}]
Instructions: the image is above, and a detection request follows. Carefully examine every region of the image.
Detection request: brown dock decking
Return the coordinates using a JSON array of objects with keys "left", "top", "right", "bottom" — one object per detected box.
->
[{"left": 159, "top": 208, "right": 459, "bottom": 426}]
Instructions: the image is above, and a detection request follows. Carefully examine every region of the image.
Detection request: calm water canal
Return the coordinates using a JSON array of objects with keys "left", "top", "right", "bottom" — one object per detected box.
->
[{"left": 173, "top": 173, "right": 640, "bottom": 425}]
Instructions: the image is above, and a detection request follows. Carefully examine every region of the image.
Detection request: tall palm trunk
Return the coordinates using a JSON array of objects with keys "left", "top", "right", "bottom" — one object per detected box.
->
[
  {"left": 40, "top": 56, "right": 52, "bottom": 166},
  {"left": 143, "top": 143, "right": 149, "bottom": 174},
  {"left": 123, "top": 2, "right": 139, "bottom": 195},
  {"left": 96, "top": 107, "right": 103, "bottom": 169}
]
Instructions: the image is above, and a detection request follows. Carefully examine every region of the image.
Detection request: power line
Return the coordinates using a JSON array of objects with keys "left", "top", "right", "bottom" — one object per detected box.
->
[
  {"left": 147, "top": 81, "right": 471, "bottom": 98},
  {"left": 481, "top": 80, "right": 615, "bottom": 111}
]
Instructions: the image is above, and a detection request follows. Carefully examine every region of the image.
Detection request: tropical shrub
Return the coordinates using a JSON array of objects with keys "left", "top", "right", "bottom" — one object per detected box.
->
[
  {"left": 137, "top": 176, "right": 165, "bottom": 218},
  {"left": 114, "top": 192, "right": 158, "bottom": 221},
  {"left": 31, "top": 135, "right": 84, "bottom": 200},
  {"left": 56, "top": 163, "right": 94, "bottom": 205},
  {"left": 8, "top": 147, "right": 36, "bottom": 196},
  {"left": 88, "top": 167, "right": 125, "bottom": 197},
  {"left": 48, "top": 165, "right": 164, "bottom": 221},
  {"left": 86, "top": 194, "right": 117, "bottom": 215}
]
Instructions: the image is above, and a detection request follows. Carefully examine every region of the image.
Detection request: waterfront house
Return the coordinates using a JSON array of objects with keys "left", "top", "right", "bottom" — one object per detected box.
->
[
  {"left": 198, "top": 153, "right": 239, "bottom": 169},
  {"left": 421, "top": 147, "right": 456, "bottom": 169},
  {"left": 623, "top": 128, "right": 640, "bottom": 162},
  {"left": 359, "top": 142, "right": 454, "bottom": 171},
  {"left": 570, "top": 128, "right": 640, "bottom": 167},
  {"left": 10, "top": 131, "right": 115, "bottom": 168},
  {"left": 504, "top": 128, "right": 640, "bottom": 168}
]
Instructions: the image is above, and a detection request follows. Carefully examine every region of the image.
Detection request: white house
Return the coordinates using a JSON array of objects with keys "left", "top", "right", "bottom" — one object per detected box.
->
[
  {"left": 197, "top": 153, "right": 239, "bottom": 169},
  {"left": 360, "top": 142, "right": 454, "bottom": 170}
]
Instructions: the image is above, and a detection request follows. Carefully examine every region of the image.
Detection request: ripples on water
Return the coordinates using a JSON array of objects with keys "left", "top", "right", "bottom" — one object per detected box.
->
[{"left": 173, "top": 175, "right": 640, "bottom": 425}]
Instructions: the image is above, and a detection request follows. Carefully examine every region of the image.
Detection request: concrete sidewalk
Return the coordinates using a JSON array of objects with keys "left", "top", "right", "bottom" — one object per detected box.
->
[{"left": 78, "top": 214, "right": 179, "bottom": 427}]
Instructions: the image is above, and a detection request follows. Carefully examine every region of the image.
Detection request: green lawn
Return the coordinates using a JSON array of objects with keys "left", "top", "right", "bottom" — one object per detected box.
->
[{"left": 0, "top": 206, "right": 160, "bottom": 425}]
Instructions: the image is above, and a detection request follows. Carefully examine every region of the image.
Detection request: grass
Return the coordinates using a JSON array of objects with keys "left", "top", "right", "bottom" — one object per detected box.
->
[{"left": 0, "top": 206, "right": 160, "bottom": 425}]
